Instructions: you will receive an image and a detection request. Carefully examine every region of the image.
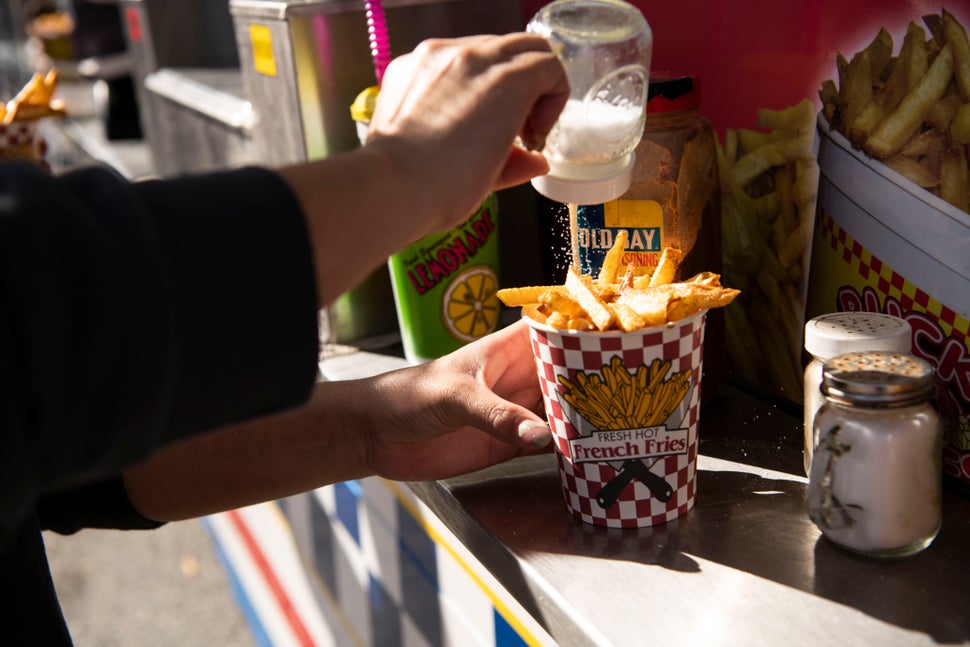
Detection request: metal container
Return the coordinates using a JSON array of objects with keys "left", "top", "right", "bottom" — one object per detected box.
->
[
  {"left": 118, "top": 0, "right": 242, "bottom": 174},
  {"left": 228, "top": 0, "right": 522, "bottom": 344},
  {"left": 229, "top": 0, "right": 522, "bottom": 166},
  {"left": 142, "top": 67, "right": 257, "bottom": 175}
]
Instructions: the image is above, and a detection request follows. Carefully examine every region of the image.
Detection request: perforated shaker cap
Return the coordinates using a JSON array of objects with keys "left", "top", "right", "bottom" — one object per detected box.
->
[{"left": 804, "top": 312, "right": 911, "bottom": 361}]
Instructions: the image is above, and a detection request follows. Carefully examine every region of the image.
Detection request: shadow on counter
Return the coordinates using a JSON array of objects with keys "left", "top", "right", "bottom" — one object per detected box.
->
[{"left": 442, "top": 395, "right": 970, "bottom": 645}]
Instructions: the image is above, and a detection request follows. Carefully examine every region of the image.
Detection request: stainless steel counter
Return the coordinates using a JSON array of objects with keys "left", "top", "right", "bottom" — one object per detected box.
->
[{"left": 321, "top": 349, "right": 970, "bottom": 647}]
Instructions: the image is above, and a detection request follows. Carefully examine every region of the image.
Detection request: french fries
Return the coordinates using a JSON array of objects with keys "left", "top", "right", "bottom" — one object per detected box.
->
[
  {"left": 820, "top": 10, "right": 970, "bottom": 214},
  {"left": 1, "top": 69, "right": 66, "bottom": 125},
  {"left": 496, "top": 238, "right": 739, "bottom": 332},
  {"left": 717, "top": 99, "right": 819, "bottom": 401}
]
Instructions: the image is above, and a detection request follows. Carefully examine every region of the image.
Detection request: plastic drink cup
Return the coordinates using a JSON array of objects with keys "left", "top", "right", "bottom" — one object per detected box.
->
[
  {"left": 526, "top": 309, "right": 707, "bottom": 527},
  {"left": 388, "top": 194, "right": 501, "bottom": 363},
  {"left": 351, "top": 92, "right": 502, "bottom": 363}
]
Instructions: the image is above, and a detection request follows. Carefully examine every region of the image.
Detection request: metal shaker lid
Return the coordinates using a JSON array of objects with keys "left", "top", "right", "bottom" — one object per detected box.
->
[{"left": 821, "top": 350, "right": 935, "bottom": 407}]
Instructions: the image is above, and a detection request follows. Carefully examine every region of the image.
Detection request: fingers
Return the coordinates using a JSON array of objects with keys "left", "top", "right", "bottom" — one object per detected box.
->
[
  {"left": 453, "top": 384, "right": 551, "bottom": 450},
  {"left": 373, "top": 32, "right": 567, "bottom": 162},
  {"left": 495, "top": 145, "right": 549, "bottom": 190},
  {"left": 437, "top": 320, "right": 552, "bottom": 449}
]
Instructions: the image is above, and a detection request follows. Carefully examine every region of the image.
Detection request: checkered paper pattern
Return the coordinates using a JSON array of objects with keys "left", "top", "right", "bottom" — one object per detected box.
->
[
  {"left": 0, "top": 121, "right": 39, "bottom": 160},
  {"left": 527, "top": 311, "right": 706, "bottom": 528},
  {"left": 817, "top": 210, "right": 969, "bottom": 339},
  {"left": 817, "top": 210, "right": 970, "bottom": 484}
]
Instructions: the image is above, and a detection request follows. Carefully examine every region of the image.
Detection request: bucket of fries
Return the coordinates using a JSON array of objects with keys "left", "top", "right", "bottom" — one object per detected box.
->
[
  {"left": 809, "top": 9, "right": 970, "bottom": 496},
  {"left": 499, "top": 239, "right": 738, "bottom": 527}
]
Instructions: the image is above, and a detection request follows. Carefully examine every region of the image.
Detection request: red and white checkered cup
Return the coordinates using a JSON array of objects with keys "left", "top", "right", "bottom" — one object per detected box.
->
[
  {"left": 0, "top": 121, "right": 42, "bottom": 163},
  {"left": 526, "top": 309, "right": 707, "bottom": 528}
]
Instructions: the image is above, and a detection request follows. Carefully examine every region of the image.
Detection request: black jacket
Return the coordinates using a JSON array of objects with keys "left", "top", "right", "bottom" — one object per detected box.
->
[{"left": 0, "top": 162, "right": 319, "bottom": 643}]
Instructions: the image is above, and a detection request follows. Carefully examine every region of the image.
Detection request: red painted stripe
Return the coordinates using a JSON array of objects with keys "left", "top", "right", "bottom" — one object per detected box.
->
[{"left": 226, "top": 509, "right": 316, "bottom": 647}]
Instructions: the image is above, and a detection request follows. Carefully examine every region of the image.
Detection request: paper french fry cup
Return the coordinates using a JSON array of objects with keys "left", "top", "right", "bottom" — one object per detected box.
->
[
  {"left": 527, "top": 309, "right": 707, "bottom": 528},
  {"left": 0, "top": 121, "right": 42, "bottom": 163}
]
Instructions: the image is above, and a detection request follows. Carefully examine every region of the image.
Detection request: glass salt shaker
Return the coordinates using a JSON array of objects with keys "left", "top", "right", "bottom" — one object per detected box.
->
[
  {"left": 803, "top": 313, "right": 911, "bottom": 475},
  {"left": 527, "top": 0, "right": 652, "bottom": 205},
  {"left": 808, "top": 351, "right": 942, "bottom": 559}
]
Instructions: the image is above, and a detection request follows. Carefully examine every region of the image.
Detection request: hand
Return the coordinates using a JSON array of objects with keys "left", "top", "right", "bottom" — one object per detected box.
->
[
  {"left": 366, "top": 33, "right": 569, "bottom": 232},
  {"left": 122, "top": 320, "right": 552, "bottom": 521},
  {"left": 359, "top": 319, "right": 552, "bottom": 482}
]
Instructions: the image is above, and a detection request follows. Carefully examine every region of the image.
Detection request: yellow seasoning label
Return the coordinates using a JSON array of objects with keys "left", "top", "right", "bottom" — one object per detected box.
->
[
  {"left": 603, "top": 199, "right": 663, "bottom": 229},
  {"left": 249, "top": 24, "right": 277, "bottom": 77},
  {"left": 577, "top": 199, "right": 664, "bottom": 275}
]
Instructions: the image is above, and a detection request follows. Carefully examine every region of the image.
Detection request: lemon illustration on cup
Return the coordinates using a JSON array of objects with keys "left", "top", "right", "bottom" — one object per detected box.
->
[{"left": 443, "top": 266, "right": 500, "bottom": 342}]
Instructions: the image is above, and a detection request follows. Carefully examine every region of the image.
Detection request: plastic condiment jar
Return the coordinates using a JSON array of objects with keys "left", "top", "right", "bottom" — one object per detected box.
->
[
  {"left": 808, "top": 351, "right": 942, "bottom": 559},
  {"left": 803, "top": 312, "right": 911, "bottom": 475},
  {"left": 527, "top": 0, "right": 652, "bottom": 205}
]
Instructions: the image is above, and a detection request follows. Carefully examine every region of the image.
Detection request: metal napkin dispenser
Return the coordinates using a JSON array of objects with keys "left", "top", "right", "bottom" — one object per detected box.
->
[{"left": 228, "top": 0, "right": 521, "bottom": 344}]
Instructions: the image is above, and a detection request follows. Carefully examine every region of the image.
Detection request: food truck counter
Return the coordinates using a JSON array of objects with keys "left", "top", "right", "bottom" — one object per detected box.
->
[
  {"left": 307, "top": 348, "right": 970, "bottom": 647},
  {"left": 40, "top": 89, "right": 969, "bottom": 647}
]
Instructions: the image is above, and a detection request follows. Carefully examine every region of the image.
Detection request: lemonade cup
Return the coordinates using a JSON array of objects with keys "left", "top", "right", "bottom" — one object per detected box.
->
[{"left": 387, "top": 194, "right": 501, "bottom": 363}]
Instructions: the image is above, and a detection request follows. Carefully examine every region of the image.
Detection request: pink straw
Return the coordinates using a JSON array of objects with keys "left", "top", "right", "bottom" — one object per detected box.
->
[{"left": 364, "top": 0, "right": 391, "bottom": 85}]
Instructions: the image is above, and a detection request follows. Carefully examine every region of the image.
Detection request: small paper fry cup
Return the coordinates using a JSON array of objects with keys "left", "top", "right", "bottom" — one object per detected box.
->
[
  {"left": 0, "top": 121, "right": 42, "bottom": 163},
  {"left": 526, "top": 309, "right": 707, "bottom": 528}
]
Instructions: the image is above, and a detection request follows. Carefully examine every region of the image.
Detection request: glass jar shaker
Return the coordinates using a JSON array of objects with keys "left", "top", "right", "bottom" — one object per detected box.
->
[
  {"left": 803, "top": 313, "right": 911, "bottom": 474},
  {"left": 808, "top": 351, "right": 942, "bottom": 559},
  {"left": 527, "top": 0, "right": 652, "bottom": 205}
]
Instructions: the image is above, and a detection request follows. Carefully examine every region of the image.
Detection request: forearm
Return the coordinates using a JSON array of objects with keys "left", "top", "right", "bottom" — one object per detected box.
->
[
  {"left": 122, "top": 381, "right": 370, "bottom": 522},
  {"left": 279, "top": 33, "right": 567, "bottom": 307},
  {"left": 279, "top": 146, "right": 436, "bottom": 307},
  {"left": 122, "top": 320, "right": 552, "bottom": 523}
]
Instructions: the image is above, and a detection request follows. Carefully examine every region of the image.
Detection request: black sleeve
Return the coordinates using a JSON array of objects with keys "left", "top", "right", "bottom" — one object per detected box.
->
[
  {"left": 0, "top": 162, "right": 319, "bottom": 544},
  {"left": 37, "top": 476, "right": 165, "bottom": 534}
]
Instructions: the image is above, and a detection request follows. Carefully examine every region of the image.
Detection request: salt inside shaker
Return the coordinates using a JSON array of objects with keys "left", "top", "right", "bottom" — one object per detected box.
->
[
  {"left": 807, "top": 350, "right": 942, "bottom": 559},
  {"left": 527, "top": 0, "right": 652, "bottom": 204},
  {"left": 803, "top": 313, "right": 911, "bottom": 475}
]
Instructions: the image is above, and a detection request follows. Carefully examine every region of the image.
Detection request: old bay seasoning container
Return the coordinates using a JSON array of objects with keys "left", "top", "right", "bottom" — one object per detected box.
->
[
  {"left": 808, "top": 351, "right": 942, "bottom": 559},
  {"left": 574, "top": 75, "right": 718, "bottom": 277},
  {"left": 575, "top": 75, "right": 723, "bottom": 396}
]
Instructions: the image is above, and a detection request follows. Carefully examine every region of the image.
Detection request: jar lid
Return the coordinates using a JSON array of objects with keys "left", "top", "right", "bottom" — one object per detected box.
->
[
  {"left": 821, "top": 351, "right": 935, "bottom": 407},
  {"left": 647, "top": 76, "right": 700, "bottom": 114},
  {"left": 804, "top": 312, "right": 911, "bottom": 360},
  {"left": 531, "top": 152, "right": 635, "bottom": 203}
]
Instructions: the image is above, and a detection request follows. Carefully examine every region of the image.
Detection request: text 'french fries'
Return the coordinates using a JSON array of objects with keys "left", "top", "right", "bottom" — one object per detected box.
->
[
  {"left": 717, "top": 99, "right": 819, "bottom": 402},
  {"left": 496, "top": 238, "right": 739, "bottom": 332},
  {"left": 821, "top": 9, "right": 970, "bottom": 214}
]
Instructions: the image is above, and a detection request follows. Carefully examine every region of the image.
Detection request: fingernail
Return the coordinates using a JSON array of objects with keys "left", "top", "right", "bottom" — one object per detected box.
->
[{"left": 517, "top": 420, "right": 551, "bottom": 449}]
